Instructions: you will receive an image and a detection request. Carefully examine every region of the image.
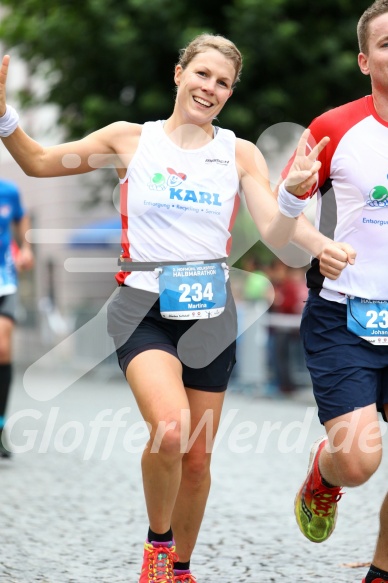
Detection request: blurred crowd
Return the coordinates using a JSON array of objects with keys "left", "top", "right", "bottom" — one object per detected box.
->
[{"left": 232, "top": 257, "right": 309, "bottom": 397}]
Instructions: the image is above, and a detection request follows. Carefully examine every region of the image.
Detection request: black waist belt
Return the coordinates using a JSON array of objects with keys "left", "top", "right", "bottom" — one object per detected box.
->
[{"left": 118, "top": 257, "right": 227, "bottom": 271}]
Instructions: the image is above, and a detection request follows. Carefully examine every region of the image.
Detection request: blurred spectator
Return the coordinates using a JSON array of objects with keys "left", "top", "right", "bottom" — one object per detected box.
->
[
  {"left": 266, "top": 260, "right": 307, "bottom": 395},
  {"left": 230, "top": 256, "right": 272, "bottom": 391},
  {"left": 0, "top": 178, "right": 34, "bottom": 458},
  {"left": 242, "top": 256, "right": 271, "bottom": 303}
]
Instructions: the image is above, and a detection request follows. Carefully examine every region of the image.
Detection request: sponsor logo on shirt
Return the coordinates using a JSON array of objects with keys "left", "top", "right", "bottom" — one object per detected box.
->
[
  {"left": 147, "top": 167, "right": 222, "bottom": 207},
  {"left": 205, "top": 158, "right": 229, "bottom": 165},
  {"left": 148, "top": 167, "right": 187, "bottom": 191},
  {"left": 367, "top": 185, "right": 388, "bottom": 207}
]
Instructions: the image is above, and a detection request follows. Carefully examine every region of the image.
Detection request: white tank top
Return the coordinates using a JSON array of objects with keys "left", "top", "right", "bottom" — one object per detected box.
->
[{"left": 116, "top": 121, "right": 240, "bottom": 293}]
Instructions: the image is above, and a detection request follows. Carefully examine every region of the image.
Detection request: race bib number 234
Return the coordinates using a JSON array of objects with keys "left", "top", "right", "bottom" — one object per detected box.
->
[{"left": 158, "top": 263, "right": 227, "bottom": 320}]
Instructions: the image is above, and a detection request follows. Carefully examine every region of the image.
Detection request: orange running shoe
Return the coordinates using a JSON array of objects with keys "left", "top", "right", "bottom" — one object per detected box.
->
[
  {"left": 139, "top": 540, "right": 178, "bottom": 583},
  {"left": 294, "top": 436, "right": 343, "bottom": 543}
]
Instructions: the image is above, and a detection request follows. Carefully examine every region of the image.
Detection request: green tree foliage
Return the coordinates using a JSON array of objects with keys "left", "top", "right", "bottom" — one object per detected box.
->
[
  {"left": 0, "top": 0, "right": 235, "bottom": 138},
  {"left": 226, "top": 0, "right": 371, "bottom": 142},
  {"left": 0, "top": 0, "right": 372, "bottom": 144}
]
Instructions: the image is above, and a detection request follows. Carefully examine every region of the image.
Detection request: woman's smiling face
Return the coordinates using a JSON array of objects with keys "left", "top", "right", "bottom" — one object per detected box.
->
[{"left": 174, "top": 48, "right": 235, "bottom": 126}]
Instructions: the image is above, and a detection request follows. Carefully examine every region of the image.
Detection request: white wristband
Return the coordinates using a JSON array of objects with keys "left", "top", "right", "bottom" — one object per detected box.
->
[
  {"left": 277, "top": 180, "right": 309, "bottom": 218},
  {"left": 0, "top": 104, "right": 19, "bottom": 137}
]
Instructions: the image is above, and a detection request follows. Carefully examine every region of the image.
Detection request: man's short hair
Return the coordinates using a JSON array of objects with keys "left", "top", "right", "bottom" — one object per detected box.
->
[{"left": 357, "top": 0, "right": 388, "bottom": 53}]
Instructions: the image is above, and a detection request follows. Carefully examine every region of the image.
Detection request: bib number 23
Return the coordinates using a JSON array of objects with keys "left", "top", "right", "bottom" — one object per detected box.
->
[
  {"left": 347, "top": 296, "right": 388, "bottom": 345},
  {"left": 365, "top": 309, "right": 388, "bottom": 329}
]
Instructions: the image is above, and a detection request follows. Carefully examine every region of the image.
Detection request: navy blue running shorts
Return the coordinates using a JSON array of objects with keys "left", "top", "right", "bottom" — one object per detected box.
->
[
  {"left": 301, "top": 290, "right": 388, "bottom": 424},
  {"left": 107, "top": 282, "right": 237, "bottom": 392}
]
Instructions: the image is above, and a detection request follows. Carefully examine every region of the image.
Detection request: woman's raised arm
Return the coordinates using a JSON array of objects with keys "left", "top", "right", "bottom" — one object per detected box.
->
[{"left": 0, "top": 55, "right": 135, "bottom": 178}]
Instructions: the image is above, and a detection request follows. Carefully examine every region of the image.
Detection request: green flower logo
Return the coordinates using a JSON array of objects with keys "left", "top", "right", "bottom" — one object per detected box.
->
[
  {"left": 151, "top": 173, "right": 165, "bottom": 186},
  {"left": 369, "top": 185, "right": 388, "bottom": 203}
]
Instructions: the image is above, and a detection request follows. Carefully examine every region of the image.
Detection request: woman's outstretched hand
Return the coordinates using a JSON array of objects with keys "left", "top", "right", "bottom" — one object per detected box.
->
[{"left": 284, "top": 128, "right": 329, "bottom": 197}]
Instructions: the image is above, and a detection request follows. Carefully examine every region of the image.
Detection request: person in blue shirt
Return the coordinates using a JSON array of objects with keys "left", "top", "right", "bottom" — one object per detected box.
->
[{"left": 0, "top": 178, "right": 34, "bottom": 458}]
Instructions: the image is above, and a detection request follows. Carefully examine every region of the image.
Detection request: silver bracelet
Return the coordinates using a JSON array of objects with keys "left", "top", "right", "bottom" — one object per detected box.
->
[
  {"left": 277, "top": 180, "right": 309, "bottom": 218},
  {"left": 0, "top": 104, "right": 19, "bottom": 137}
]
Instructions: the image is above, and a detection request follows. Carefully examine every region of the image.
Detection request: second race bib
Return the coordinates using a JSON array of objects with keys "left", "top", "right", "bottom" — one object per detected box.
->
[{"left": 347, "top": 296, "right": 388, "bottom": 346}]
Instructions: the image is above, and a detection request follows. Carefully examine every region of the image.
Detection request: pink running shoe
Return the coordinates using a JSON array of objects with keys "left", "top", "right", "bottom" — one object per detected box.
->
[{"left": 139, "top": 540, "right": 178, "bottom": 583}]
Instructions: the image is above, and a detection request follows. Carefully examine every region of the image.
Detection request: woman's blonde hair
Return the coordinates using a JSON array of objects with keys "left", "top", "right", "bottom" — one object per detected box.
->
[{"left": 177, "top": 33, "right": 243, "bottom": 86}]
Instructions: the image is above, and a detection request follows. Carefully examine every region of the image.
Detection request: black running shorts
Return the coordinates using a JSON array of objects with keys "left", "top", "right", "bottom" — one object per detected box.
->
[{"left": 107, "top": 282, "right": 237, "bottom": 392}]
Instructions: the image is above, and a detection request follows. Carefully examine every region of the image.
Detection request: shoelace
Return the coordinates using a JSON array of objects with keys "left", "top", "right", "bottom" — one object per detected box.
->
[
  {"left": 148, "top": 545, "right": 179, "bottom": 582},
  {"left": 312, "top": 487, "right": 343, "bottom": 517}
]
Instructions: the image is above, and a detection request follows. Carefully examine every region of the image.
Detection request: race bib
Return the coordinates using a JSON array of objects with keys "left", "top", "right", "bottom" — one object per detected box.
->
[
  {"left": 347, "top": 296, "right": 388, "bottom": 346},
  {"left": 158, "top": 263, "right": 227, "bottom": 320}
]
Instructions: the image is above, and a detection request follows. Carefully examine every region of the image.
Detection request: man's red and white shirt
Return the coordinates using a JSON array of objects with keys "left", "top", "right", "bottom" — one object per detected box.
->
[{"left": 286, "top": 95, "right": 388, "bottom": 303}]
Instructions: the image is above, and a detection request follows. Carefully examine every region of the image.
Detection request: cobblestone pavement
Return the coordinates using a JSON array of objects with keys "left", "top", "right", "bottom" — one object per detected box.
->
[{"left": 0, "top": 366, "right": 386, "bottom": 583}]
